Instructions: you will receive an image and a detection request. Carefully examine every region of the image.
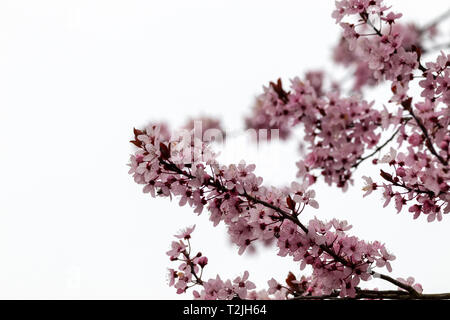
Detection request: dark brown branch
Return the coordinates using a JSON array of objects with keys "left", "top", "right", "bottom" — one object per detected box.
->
[
  {"left": 391, "top": 180, "right": 438, "bottom": 198},
  {"left": 376, "top": 273, "right": 419, "bottom": 296},
  {"left": 242, "top": 192, "right": 356, "bottom": 269},
  {"left": 158, "top": 158, "right": 423, "bottom": 295},
  {"left": 181, "top": 246, "right": 204, "bottom": 286},
  {"left": 159, "top": 154, "right": 426, "bottom": 296},
  {"left": 161, "top": 157, "right": 358, "bottom": 270}
]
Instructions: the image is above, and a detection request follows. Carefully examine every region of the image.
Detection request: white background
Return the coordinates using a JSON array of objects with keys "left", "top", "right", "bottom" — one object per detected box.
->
[{"left": 1, "top": 0, "right": 449, "bottom": 299}]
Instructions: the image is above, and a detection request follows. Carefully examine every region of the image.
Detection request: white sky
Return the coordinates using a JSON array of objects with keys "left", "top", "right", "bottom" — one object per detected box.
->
[{"left": 0, "top": 0, "right": 449, "bottom": 299}]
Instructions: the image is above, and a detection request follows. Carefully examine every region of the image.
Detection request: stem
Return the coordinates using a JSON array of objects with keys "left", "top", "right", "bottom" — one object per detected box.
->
[
  {"left": 182, "top": 250, "right": 203, "bottom": 285},
  {"left": 242, "top": 192, "right": 355, "bottom": 268},
  {"left": 391, "top": 180, "right": 438, "bottom": 198}
]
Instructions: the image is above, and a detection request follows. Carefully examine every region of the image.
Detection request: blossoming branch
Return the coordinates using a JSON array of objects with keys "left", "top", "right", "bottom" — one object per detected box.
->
[{"left": 129, "top": 0, "right": 450, "bottom": 300}]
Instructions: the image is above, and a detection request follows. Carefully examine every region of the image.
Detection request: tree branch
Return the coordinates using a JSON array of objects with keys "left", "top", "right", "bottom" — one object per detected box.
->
[
  {"left": 404, "top": 103, "right": 448, "bottom": 166},
  {"left": 158, "top": 158, "right": 425, "bottom": 296},
  {"left": 292, "top": 288, "right": 450, "bottom": 300}
]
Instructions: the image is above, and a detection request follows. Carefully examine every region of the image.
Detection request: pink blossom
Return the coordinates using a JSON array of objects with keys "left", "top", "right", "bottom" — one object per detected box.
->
[
  {"left": 166, "top": 241, "right": 187, "bottom": 259},
  {"left": 233, "top": 271, "right": 256, "bottom": 299},
  {"left": 362, "top": 176, "right": 377, "bottom": 197},
  {"left": 381, "top": 12, "right": 402, "bottom": 24}
]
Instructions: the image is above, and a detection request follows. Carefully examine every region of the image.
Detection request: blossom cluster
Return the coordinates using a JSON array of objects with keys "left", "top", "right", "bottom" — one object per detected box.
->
[
  {"left": 165, "top": 225, "right": 400, "bottom": 299},
  {"left": 245, "top": 76, "right": 384, "bottom": 190},
  {"left": 129, "top": 122, "right": 399, "bottom": 298},
  {"left": 363, "top": 144, "right": 449, "bottom": 221},
  {"left": 166, "top": 226, "right": 296, "bottom": 299},
  {"left": 275, "top": 218, "right": 395, "bottom": 297},
  {"left": 128, "top": 123, "right": 320, "bottom": 255},
  {"left": 333, "top": 0, "right": 448, "bottom": 103},
  {"left": 245, "top": 0, "right": 449, "bottom": 221},
  {"left": 333, "top": 0, "right": 420, "bottom": 100},
  {"left": 129, "top": 0, "right": 450, "bottom": 300},
  {"left": 165, "top": 223, "right": 419, "bottom": 300},
  {"left": 332, "top": 22, "right": 424, "bottom": 91},
  {"left": 331, "top": 0, "right": 449, "bottom": 220},
  {"left": 166, "top": 226, "right": 261, "bottom": 299}
]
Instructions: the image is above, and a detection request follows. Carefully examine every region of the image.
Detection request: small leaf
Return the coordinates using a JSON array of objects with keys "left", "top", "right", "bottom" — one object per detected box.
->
[
  {"left": 380, "top": 169, "right": 393, "bottom": 183},
  {"left": 130, "top": 139, "right": 142, "bottom": 148},
  {"left": 286, "top": 196, "right": 296, "bottom": 211},
  {"left": 159, "top": 142, "right": 170, "bottom": 160},
  {"left": 269, "top": 78, "right": 290, "bottom": 103},
  {"left": 391, "top": 84, "right": 397, "bottom": 94},
  {"left": 285, "top": 272, "right": 297, "bottom": 289},
  {"left": 411, "top": 45, "right": 422, "bottom": 60}
]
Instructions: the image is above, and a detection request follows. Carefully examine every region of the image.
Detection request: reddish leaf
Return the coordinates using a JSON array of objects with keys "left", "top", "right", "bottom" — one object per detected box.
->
[
  {"left": 130, "top": 127, "right": 145, "bottom": 148},
  {"left": 269, "top": 78, "right": 290, "bottom": 103},
  {"left": 130, "top": 139, "right": 142, "bottom": 148},
  {"left": 391, "top": 84, "right": 397, "bottom": 94}
]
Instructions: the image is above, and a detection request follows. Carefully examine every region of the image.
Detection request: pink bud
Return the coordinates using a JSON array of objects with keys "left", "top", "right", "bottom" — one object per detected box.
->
[{"left": 198, "top": 256, "right": 208, "bottom": 268}]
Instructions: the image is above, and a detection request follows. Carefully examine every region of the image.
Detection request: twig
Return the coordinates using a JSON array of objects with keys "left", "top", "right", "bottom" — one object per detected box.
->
[
  {"left": 404, "top": 104, "right": 448, "bottom": 166},
  {"left": 353, "top": 128, "right": 400, "bottom": 168}
]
